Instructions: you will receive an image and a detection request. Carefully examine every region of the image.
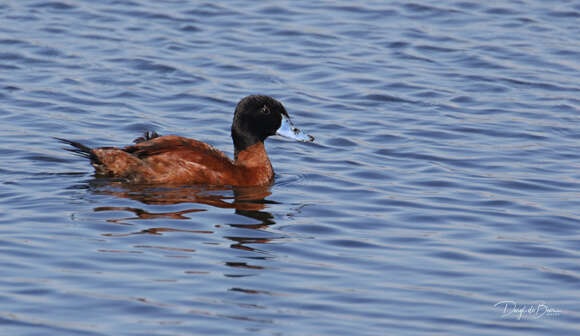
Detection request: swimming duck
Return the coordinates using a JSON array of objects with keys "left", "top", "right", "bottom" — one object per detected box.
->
[{"left": 57, "top": 95, "right": 313, "bottom": 186}]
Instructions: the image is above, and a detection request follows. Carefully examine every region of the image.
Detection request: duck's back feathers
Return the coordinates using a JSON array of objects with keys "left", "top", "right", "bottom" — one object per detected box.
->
[
  {"left": 124, "top": 135, "right": 228, "bottom": 161},
  {"left": 121, "top": 136, "right": 236, "bottom": 184}
]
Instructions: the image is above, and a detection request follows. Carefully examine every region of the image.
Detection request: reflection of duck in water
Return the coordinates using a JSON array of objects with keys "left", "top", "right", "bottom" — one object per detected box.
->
[
  {"left": 92, "top": 182, "right": 277, "bottom": 233},
  {"left": 93, "top": 182, "right": 275, "bottom": 211},
  {"left": 57, "top": 95, "right": 313, "bottom": 186}
]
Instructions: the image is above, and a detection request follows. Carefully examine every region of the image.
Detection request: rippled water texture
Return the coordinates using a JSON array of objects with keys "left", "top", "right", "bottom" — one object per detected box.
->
[{"left": 1, "top": 1, "right": 580, "bottom": 335}]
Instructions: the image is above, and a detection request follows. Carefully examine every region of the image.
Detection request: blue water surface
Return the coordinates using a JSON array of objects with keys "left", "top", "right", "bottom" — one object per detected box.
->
[{"left": 1, "top": 1, "right": 579, "bottom": 335}]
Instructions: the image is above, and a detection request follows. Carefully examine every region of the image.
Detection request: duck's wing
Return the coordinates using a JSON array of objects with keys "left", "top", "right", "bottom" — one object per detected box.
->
[
  {"left": 123, "top": 135, "right": 231, "bottom": 162},
  {"left": 119, "top": 135, "right": 236, "bottom": 184}
]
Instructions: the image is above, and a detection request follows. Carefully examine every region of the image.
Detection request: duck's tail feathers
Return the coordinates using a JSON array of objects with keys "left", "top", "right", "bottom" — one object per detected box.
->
[{"left": 55, "top": 137, "right": 101, "bottom": 164}]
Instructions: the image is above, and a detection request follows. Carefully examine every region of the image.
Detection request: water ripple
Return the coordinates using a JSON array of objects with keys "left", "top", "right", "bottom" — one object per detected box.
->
[{"left": 1, "top": 0, "right": 579, "bottom": 335}]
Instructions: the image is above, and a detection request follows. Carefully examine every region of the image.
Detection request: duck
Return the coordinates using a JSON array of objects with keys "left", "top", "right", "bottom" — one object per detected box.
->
[{"left": 57, "top": 95, "right": 313, "bottom": 186}]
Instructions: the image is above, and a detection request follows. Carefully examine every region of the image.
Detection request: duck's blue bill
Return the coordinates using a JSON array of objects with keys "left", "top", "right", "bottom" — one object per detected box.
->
[{"left": 276, "top": 114, "right": 314, "bottom": 142}]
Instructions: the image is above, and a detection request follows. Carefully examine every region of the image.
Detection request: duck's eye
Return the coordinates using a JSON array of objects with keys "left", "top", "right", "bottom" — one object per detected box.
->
[{"left": 260, "top": 105, "right": 271, "bottom": 115}]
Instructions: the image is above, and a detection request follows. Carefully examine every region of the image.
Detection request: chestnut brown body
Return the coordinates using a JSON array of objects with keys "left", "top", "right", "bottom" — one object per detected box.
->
[{"left": 92, "top": 136, "right": 273, "bottom": 186}]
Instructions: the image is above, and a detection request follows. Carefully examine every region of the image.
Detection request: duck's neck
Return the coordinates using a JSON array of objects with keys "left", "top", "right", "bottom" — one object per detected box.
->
[
  {"left": 234, "top": 142, "right": 272, "bottom": 168},
  {"left": 233, "top": 142, "right": 274, "bottom": 185},
  {"left": 233, "top": 142, "right": 274, "bottom": 186}
]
